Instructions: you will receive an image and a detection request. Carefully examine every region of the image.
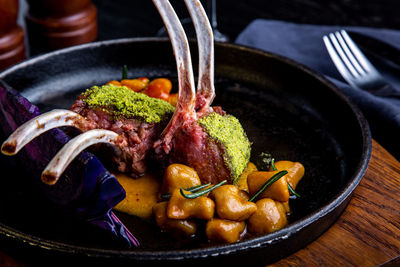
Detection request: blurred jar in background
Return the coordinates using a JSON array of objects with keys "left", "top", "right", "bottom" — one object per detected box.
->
[
  {"left": 0, "top": 0, "right": 26, "bottom": 71},
  {"left": 25, "top": 0, "right": 97, "bottom": 55}
]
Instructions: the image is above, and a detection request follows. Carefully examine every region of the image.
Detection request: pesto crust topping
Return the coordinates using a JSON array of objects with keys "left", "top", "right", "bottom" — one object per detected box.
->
[
  {"left": 81, "top": 85, "right": 175, "bottom": 123},
  {"left": 198, "top": 112, "right": 251, "bottom": 183}
]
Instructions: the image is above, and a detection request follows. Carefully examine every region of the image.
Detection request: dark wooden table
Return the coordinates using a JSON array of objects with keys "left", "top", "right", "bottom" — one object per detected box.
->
[
  {"left": 272, "top": 140, "right": 400, "bottom": 266},
  {"left": 0, "top": 139, "right": 399, "bottom": 266}
]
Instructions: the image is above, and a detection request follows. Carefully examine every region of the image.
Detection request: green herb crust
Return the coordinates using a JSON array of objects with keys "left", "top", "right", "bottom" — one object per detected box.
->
[
  {"left": 81, "top": 85, "right": 175, "bottom": 123},
  {"left": 198, "top": 112, "right": 251, "bottom": 184}
]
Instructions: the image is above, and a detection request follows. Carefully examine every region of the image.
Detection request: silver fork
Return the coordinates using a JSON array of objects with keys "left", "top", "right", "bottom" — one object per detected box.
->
[{"left": 323, "top": 29, "right": 400, "bottom": 98}]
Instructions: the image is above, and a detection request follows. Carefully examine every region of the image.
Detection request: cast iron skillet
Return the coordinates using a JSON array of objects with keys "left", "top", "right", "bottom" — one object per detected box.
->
[{"left": 0, "top": 38, "right": 371, "bottom": 266}]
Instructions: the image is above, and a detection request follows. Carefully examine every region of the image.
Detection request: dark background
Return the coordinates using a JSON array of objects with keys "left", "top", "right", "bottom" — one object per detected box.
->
[
  {"left": 18, "top": 0, "right": 400, "bottom": 44},
  {"left": 91, "top": 0, "right": 400, "bottom": 42}
]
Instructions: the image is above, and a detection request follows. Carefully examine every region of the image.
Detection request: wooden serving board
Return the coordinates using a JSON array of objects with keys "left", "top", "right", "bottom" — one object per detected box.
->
[
  {"left": 272, "top": 140, "right": 400, "bottom": 266},
  {"left": 0, "top": 140, "right": 399, "bottom": 266}
]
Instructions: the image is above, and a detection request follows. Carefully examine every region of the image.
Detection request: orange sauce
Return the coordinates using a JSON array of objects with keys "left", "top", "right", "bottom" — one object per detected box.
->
[{"left": 113, "top": 172, "right": 161, "bottom": 220}]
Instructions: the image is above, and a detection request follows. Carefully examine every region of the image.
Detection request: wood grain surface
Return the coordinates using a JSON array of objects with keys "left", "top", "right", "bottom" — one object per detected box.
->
[
  {"left": 272, "top": 139, "right": 400, "bottom": 266},
  {"left": 0, "top": 139, "right": 399, "bottom": 266}
]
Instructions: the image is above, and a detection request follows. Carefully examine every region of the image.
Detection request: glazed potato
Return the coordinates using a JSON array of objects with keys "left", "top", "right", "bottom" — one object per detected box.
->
[
  {"left": 271, "top": 161, "right": 305, "bottom": 189},
  {"left": 238, "top": 190, "right": 250, "bottom": 201},
  {"left": 167, "top": 189, "right": 215, "bottom": 220},
  {"left": 211, "top": 185, "right": 257, "bottom": 221},
  {"left": 248, "top": 198, "right": 288, "bottom": 235},
  {"left": 114, "top": 172, "right": 160, "bottom": 219},
  {"left": 206, "top": 218, "right": 246, "bottom": 244},
  {"left": 160, "top": 164, "right": 201, "bottom": 196},
  {"left": 153, "top": 202, "right": 197, "bottom": 237},
  {"left": 237, "top": 162, "right": 258, "bottom": 192},
  {"left": 247, "top": 170, "right": 290, "bottom": 202},
  {"left": 282, "top": 201, "right": 290, "bottom": 214}
]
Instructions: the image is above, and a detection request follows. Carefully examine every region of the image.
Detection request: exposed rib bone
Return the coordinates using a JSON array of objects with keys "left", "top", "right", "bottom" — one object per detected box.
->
[
  {"left": 153, "top": 0, "right": 196, "bottom": 111},
  {"left": 152, "top": 0, "right": 197, "bottom": 153},
  {"left": 1, "top": 109, "right": 88, "bottom": 155},
  {"left": 184, "top": 0, "right": 215, "bottom": 112},
  {"left": 41, "top": 129, "right": 122, "bottom": 185}
]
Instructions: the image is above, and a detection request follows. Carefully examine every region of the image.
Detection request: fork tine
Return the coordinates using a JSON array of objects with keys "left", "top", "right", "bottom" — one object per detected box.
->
[
  {"left": 184, "top": 0, "right": 215, "bottom": 110},
  {"left": 340, "top": 30, "right": 376, "bottom": 73},
  {"left": 327, "top": 32, "right": 360, "bottom": 78},
  {"left": 323, "top": 35, "right": 357, "bottom": 83},
  {"left": 335, "top": 31, "right": 366, "bottom": 75}
]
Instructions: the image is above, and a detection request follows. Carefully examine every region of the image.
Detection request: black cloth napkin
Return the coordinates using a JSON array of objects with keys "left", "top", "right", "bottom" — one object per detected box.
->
[{"left": 235, "top": 19, "right": 400, "bottom": 160}]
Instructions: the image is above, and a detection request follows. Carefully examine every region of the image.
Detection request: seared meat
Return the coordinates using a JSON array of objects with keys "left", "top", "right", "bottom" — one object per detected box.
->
[
  {"left": 155, "top": 107, "right": 250, "bottom": 184},
  {"left": 70, "top": 85, "right": 174, "bottom": 177},
  {"left": 167, "top": 118, "right": 229, "bottom": 184},
  {"left": 153, "top": 0, "right": 251, "bottom": 184}
]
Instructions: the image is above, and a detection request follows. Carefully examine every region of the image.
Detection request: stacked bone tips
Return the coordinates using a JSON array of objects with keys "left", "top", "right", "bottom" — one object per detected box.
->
[
  {"left": 152, "top": 0, "right": 251, "bottom": 185},
  {"left": 0, "top": 83, "right": 139, "bottom": 247},
  {"left": 1, "top": 83, "right": 176, "bottom": 184},
  {"left": 0, "top": 108, "right": 122, "bottom": 185}
]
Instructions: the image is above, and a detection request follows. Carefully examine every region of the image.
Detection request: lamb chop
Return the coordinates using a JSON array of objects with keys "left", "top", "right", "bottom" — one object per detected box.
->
[
  {"left": 70, "top": 85, "right": 174, "bottom": 177},
  {"left": 1, "top": 0, "right": 250, "bottom": 187},
  {"left": 1, "top": 85, "right": 174, "bottom": 184},
  {"left": 152, "top": 0, "right": 251, "bottom": 185}
]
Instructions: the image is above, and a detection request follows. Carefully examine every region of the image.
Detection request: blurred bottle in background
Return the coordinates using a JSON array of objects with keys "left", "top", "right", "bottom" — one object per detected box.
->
[
  {"left": 0, "top": 0, "right": 26, "bottom": 71},
  {"left": 25, "top": 0, "right": 97, "bottom": 56}
]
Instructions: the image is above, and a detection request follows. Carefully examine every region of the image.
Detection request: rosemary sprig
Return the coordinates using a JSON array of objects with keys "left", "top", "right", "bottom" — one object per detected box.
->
[
  {"left": 180, "top": 180, "right": 227, "bottom": 199},
  {"left": 288, "top": 183, "right": 300, "bottom": 198},
  {"left": 122, "top": 65, "right": 128, "bottom": 80},
  {"left": 160, "top": 183, "right": 211, "bottom": 200},
  {"left": 249, "top": 170, "right": 288, "bottom": 202}
]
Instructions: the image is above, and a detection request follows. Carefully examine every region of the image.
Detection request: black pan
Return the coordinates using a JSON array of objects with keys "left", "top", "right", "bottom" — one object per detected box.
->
[{"left": 0, "top": 38, "right": 371, "bottom": 266}]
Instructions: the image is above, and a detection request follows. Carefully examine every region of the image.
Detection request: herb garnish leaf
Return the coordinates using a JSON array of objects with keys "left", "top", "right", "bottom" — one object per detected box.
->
[
  {"left": 249, "top": 170, "right": 288, "bottom": 202},
  {"left": 180, "top": 180, "right": 227, "bottom": 199},
  {"left": 161, "top": 183, "right": 212, "bottom": 200},
  {"left": 288, "top": 183, "right": 300, "bottom": 198}
]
